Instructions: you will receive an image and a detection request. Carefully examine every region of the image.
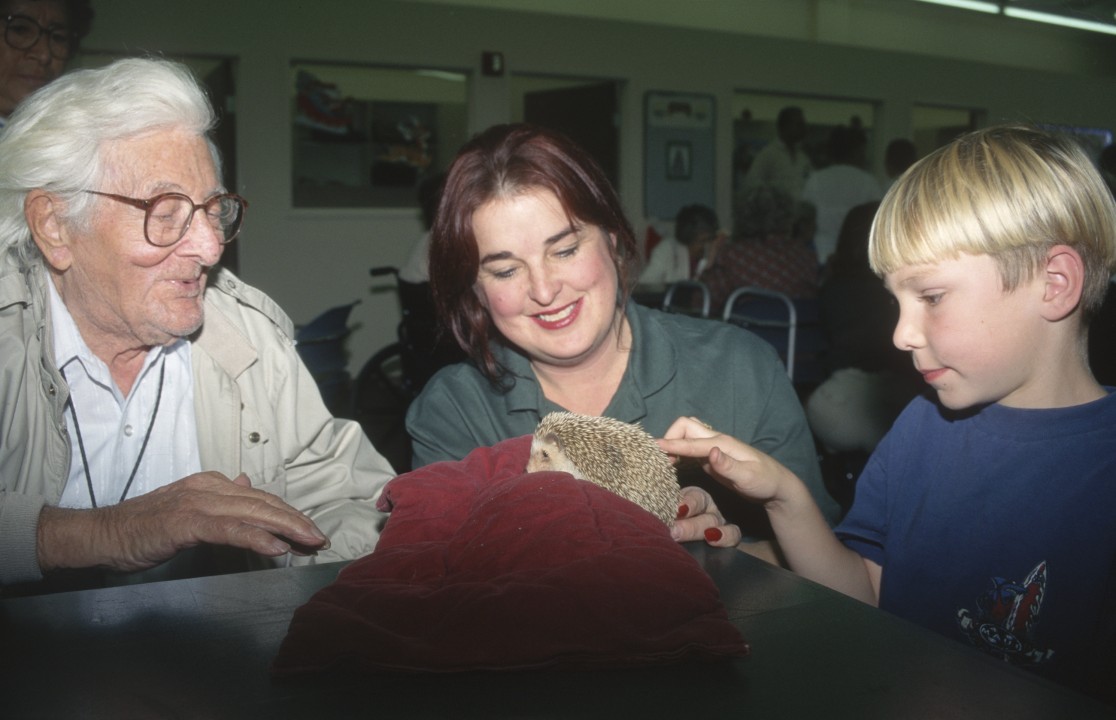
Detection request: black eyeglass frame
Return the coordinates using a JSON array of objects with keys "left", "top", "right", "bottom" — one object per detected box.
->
[
  {"left": 85, "top": 190, "right": 250, "bottom": 247},
  {"left": 2, "top": 13, "right": 76, "bottom": 61}
]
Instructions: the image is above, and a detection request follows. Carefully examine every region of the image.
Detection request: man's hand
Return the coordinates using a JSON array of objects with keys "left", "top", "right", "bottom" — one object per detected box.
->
[{"left": 38, "top": 472, "right": 330, "bottom": 574}]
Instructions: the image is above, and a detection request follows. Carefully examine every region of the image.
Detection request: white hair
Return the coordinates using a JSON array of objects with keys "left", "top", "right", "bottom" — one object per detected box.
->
[{"left": 0, "top": 57, "right": 219, "bottom": 265}]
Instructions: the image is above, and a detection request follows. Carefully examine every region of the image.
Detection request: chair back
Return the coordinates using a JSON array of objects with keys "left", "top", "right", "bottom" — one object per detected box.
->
[
  {"left": 662, "top": 280, "right": 712, "bottom": 318},
  {"left": 789, "top": 297, "right": 830, "bottom": 388},
  {"left": 295, "top": 300, "right": 361, "bottom": 417},
  {"left": 722, "top": 287, "right": 796, "bottom": 379}
]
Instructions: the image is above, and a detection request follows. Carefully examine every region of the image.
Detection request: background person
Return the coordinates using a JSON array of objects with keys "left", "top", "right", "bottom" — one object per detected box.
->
[
  {"left": 0, "top": 57, "right": 393, "bottom": 593},
  {"left": 637, "top": 203, "right": 722, "bottom": 287},
  {"left": 803, "top": 124, "right": 883, "bottom": 266},
  {"left": 882, "top": 137, "right": 917, "bottom": 190},
  {"left": 405, "top": 123, "right": 839, "bottom": 547},
  {"left": 699, "top": 184, "right": 819, "bottom": 315},
  {"left": 0, "top": 0, "right": 91, "bottom": 128},
  {"left": 806, "top": 201, "right": 920, "bottom": 456},
  {"left": 742, "top": 106, "right": 811, "bottom": 202}
]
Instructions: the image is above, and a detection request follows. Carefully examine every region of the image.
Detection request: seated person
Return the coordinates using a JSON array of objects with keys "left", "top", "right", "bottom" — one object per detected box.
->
[
  {"left": 0, "top": 0, "right": 93, "bottom": 128},
  {"left": 0, "top": 58, "right": 394, "bottom": 593},
  {"left": 699, "top": 184, "right": 820, "bottom": 315},
  {"left": 395, "top": 171, "right": 465, "bottom": 390},
  {"left": 404, "top": 124, "right": 839, "bottom": 547},
  {"left": 663, "top": 125, "right": 1116, "bottom": 700},
  {"left": 883, "top": 137, "right": 918, "bottom": 190},
  {"left": 802, "top": 124, "right": 883, "bottom": 266},
  {"left": 637, "top": 203, "right": 722, "bottom": 288},
  {"left": 806, "top": 201, "right": 921, "bottom": 455}
]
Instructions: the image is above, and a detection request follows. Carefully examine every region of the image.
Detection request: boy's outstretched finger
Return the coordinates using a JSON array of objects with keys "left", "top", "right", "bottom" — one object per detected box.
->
[{"left": 662, "top": 415, "right": 719, "bottom": 441}]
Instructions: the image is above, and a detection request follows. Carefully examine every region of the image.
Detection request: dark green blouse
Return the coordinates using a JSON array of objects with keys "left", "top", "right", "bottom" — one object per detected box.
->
[{"left": 405, "top": 302, "right": 839, "bottom": 535}]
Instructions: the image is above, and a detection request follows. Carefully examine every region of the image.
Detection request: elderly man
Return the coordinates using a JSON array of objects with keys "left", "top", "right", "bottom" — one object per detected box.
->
[{"left": 0, "top": 57, "right": 393, "bottom": 593}]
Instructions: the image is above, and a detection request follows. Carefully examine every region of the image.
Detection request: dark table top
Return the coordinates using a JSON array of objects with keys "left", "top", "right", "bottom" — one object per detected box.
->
[{"left": 2, "top": 545, "right": 1111, "bottom": 719}]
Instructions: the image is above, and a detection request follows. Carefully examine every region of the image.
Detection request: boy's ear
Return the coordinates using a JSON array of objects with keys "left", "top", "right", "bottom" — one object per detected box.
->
[
  {"left": 1040, "top": 244, "right": 1085, "bottom": 322},
  {"left": 25, "top": 190, "right": 73, "bottom": 272}
]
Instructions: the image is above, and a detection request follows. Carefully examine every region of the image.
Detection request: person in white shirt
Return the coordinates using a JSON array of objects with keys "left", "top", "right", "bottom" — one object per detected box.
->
[
  {"left": 638, "top": 204, "right": 721, "bottom": 287},
  {"left": 743, "top": 106, "right": 812, "bottom": 202},
  {"left": 803, "top": 124, "right": 883, "bottom": 266}
]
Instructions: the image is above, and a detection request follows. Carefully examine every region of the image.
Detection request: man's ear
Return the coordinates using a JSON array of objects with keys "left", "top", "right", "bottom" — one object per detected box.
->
[
  {"left": 1040, "top": 244, "right": 1085, "bottom": 322},
  {"left": 25, "top": 190, "right": 74, "bottom": 272}
]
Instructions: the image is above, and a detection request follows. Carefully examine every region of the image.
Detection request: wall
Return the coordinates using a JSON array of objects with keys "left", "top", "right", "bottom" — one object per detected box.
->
[{"left": 78, "top": 0, "right": 1116, "bottom": 375}]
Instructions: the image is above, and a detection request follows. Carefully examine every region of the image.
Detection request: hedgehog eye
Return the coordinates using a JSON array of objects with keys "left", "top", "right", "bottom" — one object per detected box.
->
[{"left": 541, "top": 450, "right": 550, "bottom": 460}]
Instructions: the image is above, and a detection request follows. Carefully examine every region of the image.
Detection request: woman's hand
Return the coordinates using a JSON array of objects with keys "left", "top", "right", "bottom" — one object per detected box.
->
[
  {"left": 659, "top": 416, "right": 795, "bottom": 506},
  {"left": 672, "top": 486, "right": 741, "bottom": 547}
]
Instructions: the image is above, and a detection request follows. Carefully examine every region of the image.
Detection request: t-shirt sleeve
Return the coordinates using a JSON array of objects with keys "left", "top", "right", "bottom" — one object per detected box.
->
[
  {"left": 832, "top": 402, "right": 917, "bottom": 565},
  {"left": 834, "top": 448, "right": 888, "bottom": 566}
]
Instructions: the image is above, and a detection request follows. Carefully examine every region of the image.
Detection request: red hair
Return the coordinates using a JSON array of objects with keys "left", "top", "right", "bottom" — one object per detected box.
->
[{"left": 429, "top": 124, "right": 638, "bottom": 384}]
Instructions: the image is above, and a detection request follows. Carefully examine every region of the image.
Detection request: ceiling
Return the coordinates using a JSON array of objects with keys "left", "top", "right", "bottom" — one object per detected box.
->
[{"left": 992, "top": 0, "right": 1116, "bottom": 26}]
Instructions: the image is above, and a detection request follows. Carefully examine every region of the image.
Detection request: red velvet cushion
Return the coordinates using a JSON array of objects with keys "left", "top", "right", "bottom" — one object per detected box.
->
[{"left": 271, "top": 435, "right": 748, "bottom": 675}]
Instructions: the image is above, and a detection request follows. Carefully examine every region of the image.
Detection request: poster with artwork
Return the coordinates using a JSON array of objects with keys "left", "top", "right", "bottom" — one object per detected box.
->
[{"left": 644, "top": 92, "right": 715, "bottom": 221}]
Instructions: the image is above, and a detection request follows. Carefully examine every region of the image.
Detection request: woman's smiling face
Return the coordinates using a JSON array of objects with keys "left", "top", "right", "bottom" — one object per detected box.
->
[{"left": 472, "top": 187, "right": 621, "bottom": 370}]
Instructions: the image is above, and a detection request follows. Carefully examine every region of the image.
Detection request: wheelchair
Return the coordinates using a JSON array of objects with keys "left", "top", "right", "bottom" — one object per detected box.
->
[{"left": 349, "top": 266, "right": 466, "bottom": 473}]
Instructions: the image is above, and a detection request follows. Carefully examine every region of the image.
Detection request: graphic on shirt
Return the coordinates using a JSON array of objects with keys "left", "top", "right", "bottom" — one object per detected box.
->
[{"left": 957, "top": 560, "right": 1053, "bottom": 666}]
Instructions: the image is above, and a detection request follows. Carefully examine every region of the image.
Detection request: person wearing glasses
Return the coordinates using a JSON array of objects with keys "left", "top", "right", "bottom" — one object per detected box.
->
[
  {"left": 0, "top": 0, "right": 92, "bottom": 128},
  {"left": 0, "top": 57, "right": 395, "bottom": 594}
]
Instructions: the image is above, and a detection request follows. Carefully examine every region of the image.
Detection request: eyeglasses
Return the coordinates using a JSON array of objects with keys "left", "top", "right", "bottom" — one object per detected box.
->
[
  {"left": 3, "top": 14, "right": 75, "bottom": 61},
  {"left": 85, "top": 190, "right": 249, "bottom": 247}
]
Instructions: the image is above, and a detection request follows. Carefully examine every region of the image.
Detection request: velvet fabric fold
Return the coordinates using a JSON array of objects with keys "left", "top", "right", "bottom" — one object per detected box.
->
[{"left": 272, "top": 434, "right": 748, "bottom": 675}]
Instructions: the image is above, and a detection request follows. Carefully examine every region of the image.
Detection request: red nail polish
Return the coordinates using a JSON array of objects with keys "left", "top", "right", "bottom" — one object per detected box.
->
[
  {"left": 704, "top": 527, "right": 723, "bottom": 543},
  {"left": 676, "top": 503, "right": 690, "bottom": 520}
]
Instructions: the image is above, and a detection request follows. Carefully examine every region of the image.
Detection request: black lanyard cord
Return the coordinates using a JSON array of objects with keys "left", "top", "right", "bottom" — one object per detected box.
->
[{"left": 61, "top": 356, "right": 167, "bottom": 508}]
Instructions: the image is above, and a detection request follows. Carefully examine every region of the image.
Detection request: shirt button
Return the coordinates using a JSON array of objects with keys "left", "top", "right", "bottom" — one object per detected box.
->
[
  {"left": 123, "top": 425, "right": 134, "bottom": 437},
  {"left": 248, "top": 432, "right": 261, "bottom": 443}
]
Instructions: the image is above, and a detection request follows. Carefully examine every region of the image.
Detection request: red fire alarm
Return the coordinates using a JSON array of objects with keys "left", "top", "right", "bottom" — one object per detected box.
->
[{"left": 482, "top": 51, "right": 505, "bottom": 77}]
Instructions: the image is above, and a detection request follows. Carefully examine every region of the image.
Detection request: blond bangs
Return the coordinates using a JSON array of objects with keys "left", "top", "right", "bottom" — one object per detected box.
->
[{"left": 869, "top": 126, "right": 1116, "bottom": 310}]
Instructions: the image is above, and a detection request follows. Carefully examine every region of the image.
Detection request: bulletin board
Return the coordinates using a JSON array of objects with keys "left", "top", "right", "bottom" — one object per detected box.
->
[{"left": 644, "top": 92, "right": 716, "bottom": 222}]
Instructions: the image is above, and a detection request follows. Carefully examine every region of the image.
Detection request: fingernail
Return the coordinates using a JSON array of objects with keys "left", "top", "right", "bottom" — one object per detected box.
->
[
  {"left": 704, "top": 527, "right": 723, "bottom": 543},
  {"left": 676, "top": 503, "right": 690, "bottom": 520}
]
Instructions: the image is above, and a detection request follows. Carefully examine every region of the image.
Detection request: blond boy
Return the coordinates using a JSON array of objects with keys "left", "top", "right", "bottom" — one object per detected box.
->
[{"left": 663, "top": 125, "right": 1116, "bottom": 697}]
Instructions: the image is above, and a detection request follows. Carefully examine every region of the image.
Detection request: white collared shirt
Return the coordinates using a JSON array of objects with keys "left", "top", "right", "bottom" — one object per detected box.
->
[{"left": 48, "top": 280, "right": 202, "bottom": 509}]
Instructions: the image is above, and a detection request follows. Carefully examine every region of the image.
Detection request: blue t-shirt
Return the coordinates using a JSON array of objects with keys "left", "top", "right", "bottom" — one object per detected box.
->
[{"left": 837, "top": 391, "right": 1116, "bottom": 695}]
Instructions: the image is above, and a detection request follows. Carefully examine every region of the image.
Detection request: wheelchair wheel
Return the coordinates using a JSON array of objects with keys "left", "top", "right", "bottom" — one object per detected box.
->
[{"left": 352, "top": 341, "right": 414, "bottom": 473}]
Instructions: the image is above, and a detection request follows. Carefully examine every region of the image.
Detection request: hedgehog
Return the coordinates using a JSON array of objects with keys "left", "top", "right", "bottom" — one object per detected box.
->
[{"left": 525, "top": 411, "right": 682, "bottom": 527}]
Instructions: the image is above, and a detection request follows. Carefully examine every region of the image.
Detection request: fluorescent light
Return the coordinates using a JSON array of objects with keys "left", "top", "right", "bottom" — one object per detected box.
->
[
  {"left": 914, "top": 0, "right": 1000, "bottom": 13},
  {"left": 1004, "top": 7, "right": 1116, "bottom": 35}
]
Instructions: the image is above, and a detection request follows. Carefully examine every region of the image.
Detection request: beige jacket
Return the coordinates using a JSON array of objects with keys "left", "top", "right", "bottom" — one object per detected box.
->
[{"left": 0, "top": 259, "right": 393, "bottom": 586}]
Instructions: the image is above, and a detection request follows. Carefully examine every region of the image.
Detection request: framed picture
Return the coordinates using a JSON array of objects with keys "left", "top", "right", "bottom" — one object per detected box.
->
[
  {"left": 666, "top": 141, "right": 692, "bottom": 180},
  {"left": 644, "top": 91, "right": 714, "bottom": 220},
  {"left": 290, "top": 61, "right": 467, "bottom": 208}
]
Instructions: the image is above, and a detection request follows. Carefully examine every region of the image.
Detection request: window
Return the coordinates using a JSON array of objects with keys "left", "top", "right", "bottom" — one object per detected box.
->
[
  {"left": 911, "top": 104, "right": 980, "bottom": 158},
  {"left": 291, "top": 62, "right": 468, "bottom": 208},
  {"left": 732, "top": 91, "right": 877, "bottom": 194}
]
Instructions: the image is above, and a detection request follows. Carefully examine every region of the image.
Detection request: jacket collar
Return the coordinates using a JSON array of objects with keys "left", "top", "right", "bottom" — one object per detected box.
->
[{"left": 192, "top": 269, "right": 260, "bottom": 379}]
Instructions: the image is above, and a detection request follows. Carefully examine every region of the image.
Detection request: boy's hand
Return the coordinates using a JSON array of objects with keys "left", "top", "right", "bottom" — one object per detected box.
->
[{"left": 659, "top": 416, "right": 793, "bottom": 506}]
